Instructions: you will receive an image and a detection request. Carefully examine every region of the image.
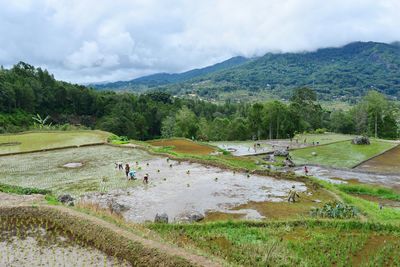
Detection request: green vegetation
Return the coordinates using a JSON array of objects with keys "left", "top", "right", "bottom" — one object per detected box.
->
[
  {"left": 336, "top": 183, "right": 400, "bottom": 201},
  {"left": 98, "top": 42, "right": 400, "bottom": 102},
  {"left": 294, "top": 133, "right": 353, "bottom": 144},
  {"left": 107, "top": 134, "right": 129, "bottom": 144},
  {"left": 0, "top": 130, "right": 109, "bottom": 154},
  {"left": 1, "top": 62, "right": 399, "bottom": 142},
  {"left": 148, "top": 220, "right": 400, "bottom": 267},
  {"left": 310, "top": 201, "right": 359, "bottom": 219},
  {"left": 0, "top": 182, "right": 51, "bottom": 195},
  {"left": 291, "top": 139, "right": 396, "bottom": 168}
]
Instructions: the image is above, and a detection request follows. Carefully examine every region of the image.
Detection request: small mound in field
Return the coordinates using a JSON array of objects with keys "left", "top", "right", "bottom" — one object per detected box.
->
[
  {"left": 63, "top": 162, "right": 83, "bottom": 168},
  {"left": 148, "top": 139, "right": 215, "bottom": 155}
]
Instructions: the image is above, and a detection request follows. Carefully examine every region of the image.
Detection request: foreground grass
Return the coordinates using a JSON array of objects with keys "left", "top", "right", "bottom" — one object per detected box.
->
[
  {"left": 336, "top": 183, "right": 400, "bottom": 201},
  {"left": 148, "top": 220, "right": 400, "bottom": 267},
  {"left": 291, "top": 139, "right": 396, "bottom": 168},
  {"left": 0, "top": 130, "right": 110, "bottom": 154}
]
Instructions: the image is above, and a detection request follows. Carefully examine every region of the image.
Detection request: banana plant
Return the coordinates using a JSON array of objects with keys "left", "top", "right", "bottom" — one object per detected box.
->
[{"left": 32, "top": 114, "right": 52, "bottom": 129}]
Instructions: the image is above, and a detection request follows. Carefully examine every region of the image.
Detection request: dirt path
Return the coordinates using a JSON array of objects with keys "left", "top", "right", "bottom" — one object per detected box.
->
[{"left": 0, "top": 192, "right": 45, "bottom": 206}]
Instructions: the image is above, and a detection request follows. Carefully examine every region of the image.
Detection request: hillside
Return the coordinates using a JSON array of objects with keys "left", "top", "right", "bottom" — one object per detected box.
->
[
  {"left": 93, "top": 56, "right": 249, "bottom": 90},
  {"left": 94, "top": 42, "right": 400, "bottom": 101}
]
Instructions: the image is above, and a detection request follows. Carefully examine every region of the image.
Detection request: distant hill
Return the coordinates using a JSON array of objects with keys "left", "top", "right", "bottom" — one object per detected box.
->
[
  {"left": 93, "top": 42, "right": 400, "bottom": 101},
  {"left": 93, "top": 56, "right": 249, "bottom": 90}
]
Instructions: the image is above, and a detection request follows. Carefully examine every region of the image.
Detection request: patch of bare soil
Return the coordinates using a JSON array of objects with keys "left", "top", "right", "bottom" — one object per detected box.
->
[
  {"left": 0, "top": 192, "right": 44, "bottom": 206},
  {"left": 149, "top": 139, "right": 215, "bottom": 155}
]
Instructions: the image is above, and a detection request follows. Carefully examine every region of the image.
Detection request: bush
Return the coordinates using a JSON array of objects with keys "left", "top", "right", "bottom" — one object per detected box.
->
[
  {"left": 107, "top": 134, "right": 129, "bottom": 144},
  {"left": 314, "top": 128, "right": 327, "bottom": 134},
  {"left": 311, "top": 201, "right": 359, "bottom": 219}
]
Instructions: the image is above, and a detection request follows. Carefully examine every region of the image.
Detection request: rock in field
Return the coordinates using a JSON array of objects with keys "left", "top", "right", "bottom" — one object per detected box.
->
[
  {"left": 58, "top": 194, "right": 74, "bottom": 206},
  {"left": 175, "top": 211, "right": 205, "bottom": 223},
  {"left": 273, "top": 149, "right": 289, "bottom": 157},
  {"left": 154, "top": 213, "right": 169, "bottom": 223},
  {"left": 351, "top": 136, "right": 370, "bottom": 145},
  {"left": 107, "top": 199, "right": 129, "bottom": 215}
]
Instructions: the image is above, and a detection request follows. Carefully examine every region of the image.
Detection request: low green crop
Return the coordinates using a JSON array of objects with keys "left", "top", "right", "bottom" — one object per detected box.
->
[{"left": 311, "top": 201, "right": 359, "bottom": 219}]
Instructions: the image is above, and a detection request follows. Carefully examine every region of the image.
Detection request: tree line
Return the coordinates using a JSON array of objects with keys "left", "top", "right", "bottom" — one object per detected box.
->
[{"left": 0, "top": 62, "right": 398, "bottom": 140}]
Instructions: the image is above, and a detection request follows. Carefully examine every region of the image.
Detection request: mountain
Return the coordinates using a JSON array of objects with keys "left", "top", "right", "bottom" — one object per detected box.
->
[
  {"left": 93, "top": 56, "right": 249, "bottom": 90},
  {"left": 94, "top": 42, "right": 400, "bottom": 101}
]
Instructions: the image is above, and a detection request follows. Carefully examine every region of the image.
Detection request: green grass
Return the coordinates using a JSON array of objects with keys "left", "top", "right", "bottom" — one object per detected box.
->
[
  {"left": 0, "top": 182, "right": 51, "bottom": 195},
  {"left": 0, "top": 130, "right": 110, "bottom": 154},
  {"left": 293, "top": 133, "right": 354, "bottom": 145},
  {"left": 336, "top": 184, "right": 400, "bottom": 201},
  {"left": 291, "top": 139, "right": 396, "bottom": 168},
  {"left": 148, "top": 220, "right": 400, "bottom": 267}
]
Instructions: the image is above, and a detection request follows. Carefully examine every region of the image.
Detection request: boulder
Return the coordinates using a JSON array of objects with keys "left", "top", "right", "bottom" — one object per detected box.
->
[
  {"left": 273, "top": 149, "right": 289, "bottom": 157},
  {"left": 154, "top": 213, "right": 169, "bottom": 223},
  {"left": 175, "top": 211, "right": 205, "bottom": 223},
  {"left": 107, "top": 199, "right": 129, "bottom": 215},
  {"left": 351, "top": 136, "right": 370, "bottom": 145},
  {"left": 311, "top": 152, "right": 317, "bottom": 156},
  {"left": 58, "top": 194, "right": 74, "bottom": 204}
]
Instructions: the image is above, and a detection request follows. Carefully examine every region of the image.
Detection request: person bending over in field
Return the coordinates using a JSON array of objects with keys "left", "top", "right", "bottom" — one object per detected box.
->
[
  {"left": 125, "top": 164, "right": 130, "bottom": 178},
  {"left": 143, "top": 173, "right": 149, "bottom": 184},
  {"left": 288, "top": 185, "right": 300, "bottom": 203},
  {"left": 128, "top": 169, "right": 136, "bottom": 180}
]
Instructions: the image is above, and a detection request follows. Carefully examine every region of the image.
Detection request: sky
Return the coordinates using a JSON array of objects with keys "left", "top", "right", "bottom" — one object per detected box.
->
[{"left": 0, "top": 0, "right": 399, "bottom": 84}]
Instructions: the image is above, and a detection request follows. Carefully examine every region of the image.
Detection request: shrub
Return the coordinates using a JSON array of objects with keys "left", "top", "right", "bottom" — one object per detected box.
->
[
  {"left": 107, "top": 134, "right": 129, "bottom": 144},
  {"left": 311, "top": 201, "right": 359, "bottom": 219}
]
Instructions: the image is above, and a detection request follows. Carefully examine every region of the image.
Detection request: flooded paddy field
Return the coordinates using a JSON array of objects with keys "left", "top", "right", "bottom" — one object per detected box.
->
[
  {"left": 210, "top": 134, "right": 354, "bottom": 156},
  {"left": 356, "top": 145, "right": 400, "bottom": 173},
  {"left": 0, "top": 145, "right": 155, "bottom": 196},
  {"left": 0, "top": 216, "right": 130, "bottom": 267},
  {"left": 0, "top": 145, "right": 307, "bottom": 223},
  {"left": 292, "top": 165, "right": 400, "bottom": 191},
  {"left": 82, "top": 157, "right": 307, "bottom": 222}
]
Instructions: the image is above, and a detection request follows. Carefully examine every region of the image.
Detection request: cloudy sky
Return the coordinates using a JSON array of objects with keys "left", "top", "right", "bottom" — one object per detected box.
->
[{"left": 0, "top": 0, "right": 399, "bottom": 83}]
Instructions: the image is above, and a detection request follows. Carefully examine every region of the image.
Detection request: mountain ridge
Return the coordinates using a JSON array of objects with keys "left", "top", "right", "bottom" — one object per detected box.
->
[{"left": 93, "top": 41, "right": 400, "bottom": 100}]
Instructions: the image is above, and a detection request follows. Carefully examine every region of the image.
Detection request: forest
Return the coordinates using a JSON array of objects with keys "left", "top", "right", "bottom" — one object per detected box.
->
[{"left": 0, "top": 62, "right": 398, "bottom": 140}]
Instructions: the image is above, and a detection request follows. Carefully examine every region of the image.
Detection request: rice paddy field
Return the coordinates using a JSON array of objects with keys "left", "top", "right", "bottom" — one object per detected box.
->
[
  {"left": 291, "top": 139, "right": 397, "bottom": 168},
  {"left": 0, "top": 216, "right": 130, "bottom": 266},
  {"left": 149, "top": 221, "right": 400, "bottom": 267},
  {"left": 356, "top": 145, "right": 400, "bottom": 173},
  {"left": 0, "top": 145, "right": 154, "bottom": 196},
  {"left": 148, "top": 139, "right": 216, "bottom": 155},
  {"left": 1, "top": 131, "right": 400, "bottom": 266},
  {"left": 210, "top": 133, "right": 354, "bottom": 156},
  {"left": 0, "top": 130, "right": 110, "bottom": 155}
]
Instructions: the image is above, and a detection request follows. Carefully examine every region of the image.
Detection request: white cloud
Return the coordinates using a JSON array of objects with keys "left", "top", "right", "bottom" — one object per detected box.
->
[{"left": 0, "top": 0, "right": 399, "bottom": 83}]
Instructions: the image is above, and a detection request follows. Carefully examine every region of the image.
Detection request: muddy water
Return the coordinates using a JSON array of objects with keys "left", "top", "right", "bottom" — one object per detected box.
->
[
  {"left": 356, "top": 145, "right": 400, "bottom": 173},
  {"left": 292, "top": 166, "right": 400, "bottom": 191},
  {"left": 0, "top": 221, "right": 130, "bottom": 267},
  {"left": 82, "top": 158, "right": 307, "bottom": 223}
]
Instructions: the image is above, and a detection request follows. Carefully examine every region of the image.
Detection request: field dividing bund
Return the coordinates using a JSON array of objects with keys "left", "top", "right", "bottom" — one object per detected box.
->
[{"left": 0, "top": 205, "right": 217, "bottom": 267}]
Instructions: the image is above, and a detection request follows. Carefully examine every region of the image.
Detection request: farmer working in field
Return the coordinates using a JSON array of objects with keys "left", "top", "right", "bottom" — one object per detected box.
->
[
  {"left": 128, "top": 169, "right": 136, "bottom": 180},
  {"left": 125, "top": 163, "right": 130, "bottom": 178},
  {"left": 288, "top": 185, "right": 300, "bottom": 203},
  {"left": 143, "top": 173, "right": 149, "bottom": 184}
]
